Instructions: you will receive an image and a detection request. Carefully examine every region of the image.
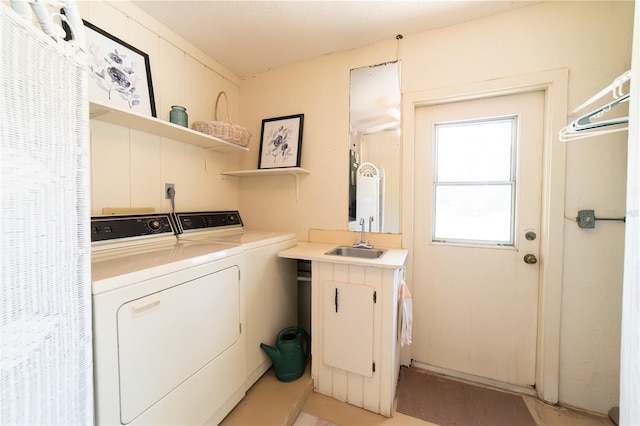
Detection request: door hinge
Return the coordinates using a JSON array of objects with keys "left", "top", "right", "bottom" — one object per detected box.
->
[
  {"left": 335, "top": 288, "right": 338, "bottom": 313},
  {"left": 372, "top": 362, "right": 376, "bottom": 373},
  {"left": 238, "top": 269, "right": 241, "bottom": 280},
  {"left": 239, "top": 323, "right": 242, "bottom": 334},
  {"left": 373, "top": 291, "right": 377, "bottom": 303}
]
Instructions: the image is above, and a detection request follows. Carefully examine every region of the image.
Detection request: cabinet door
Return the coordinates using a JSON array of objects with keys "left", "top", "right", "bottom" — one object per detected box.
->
[{"left": 323, "top": 280, "right": 374, "bottom": 377}]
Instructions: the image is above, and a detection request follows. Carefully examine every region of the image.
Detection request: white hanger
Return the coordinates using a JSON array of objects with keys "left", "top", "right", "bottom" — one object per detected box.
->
[
  {"left": 573, "top": 93, "right": 629, "bottom": 130},
  {"left": 560, "top": 70, "right": 631, "bottom": 142},
  {"left": 10, "top": 0, "right": 86, "bottom": 57},
  {"left": 559, "top": 123, "right": 628, "bottom": 142},
  {"left": 560, "top": 92, "right": 629, "bottom": 142},
  {"left": 571, "top": 70, "right": 631, "bottom": 115}
]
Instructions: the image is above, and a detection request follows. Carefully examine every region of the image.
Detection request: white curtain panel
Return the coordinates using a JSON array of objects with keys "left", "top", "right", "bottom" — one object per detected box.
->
[{"left": 0, "top": 3, "right": 92, "bottom": 425}]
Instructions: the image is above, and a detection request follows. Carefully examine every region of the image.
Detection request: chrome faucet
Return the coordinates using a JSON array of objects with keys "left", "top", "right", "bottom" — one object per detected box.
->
[{"left": 353, "top": 217, "right": 373, "bottom": 249}]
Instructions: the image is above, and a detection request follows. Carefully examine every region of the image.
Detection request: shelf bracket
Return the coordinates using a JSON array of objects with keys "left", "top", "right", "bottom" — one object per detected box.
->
[{"left": 289, "top": 172, "right": 301, "bottom": 202}]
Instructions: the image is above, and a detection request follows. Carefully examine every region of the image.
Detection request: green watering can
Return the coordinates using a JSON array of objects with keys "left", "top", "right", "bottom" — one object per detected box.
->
[{"left": 260, "top": 326, "right": 310, "bottom": 382}]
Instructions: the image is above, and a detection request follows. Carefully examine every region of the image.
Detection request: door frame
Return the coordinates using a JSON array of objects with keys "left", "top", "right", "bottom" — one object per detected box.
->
[{"left": 400, "top": 69, "right": 568, "bottom": 404}]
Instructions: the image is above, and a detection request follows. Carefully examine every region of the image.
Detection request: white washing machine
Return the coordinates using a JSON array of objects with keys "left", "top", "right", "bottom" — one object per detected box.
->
[
  {"left": 174, "top": 211, "right": 299, "bottom": 388},
  {"left": 91, "top": 213, "right": 246, "bottom": 425}
]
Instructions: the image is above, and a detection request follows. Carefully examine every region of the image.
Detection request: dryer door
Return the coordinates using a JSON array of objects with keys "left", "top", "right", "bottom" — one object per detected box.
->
[{"left": 117, "top": 266, "right": 240, "bottom": 424}]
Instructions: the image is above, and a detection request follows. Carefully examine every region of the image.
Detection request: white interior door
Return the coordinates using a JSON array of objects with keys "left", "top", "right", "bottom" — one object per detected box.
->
[{"left": 412, "top": 91, "right": 544, "bottom": 388}]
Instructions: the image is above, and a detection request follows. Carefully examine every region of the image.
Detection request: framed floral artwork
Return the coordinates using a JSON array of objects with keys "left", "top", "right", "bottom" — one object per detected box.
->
[
  {"left": 258, "top": 114, "right": 304, "bottom": 169},
  {"left": 82, "top": 20, "right": 156, "bottom": 117}
]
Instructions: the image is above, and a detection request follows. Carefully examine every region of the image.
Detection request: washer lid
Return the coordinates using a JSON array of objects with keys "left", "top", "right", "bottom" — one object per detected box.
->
[
  {"left": 91, "top": 240, "right": 242, "bottom": 294},
  {"left": 205, "top": 230, "right": 296, "bottom": 248}
]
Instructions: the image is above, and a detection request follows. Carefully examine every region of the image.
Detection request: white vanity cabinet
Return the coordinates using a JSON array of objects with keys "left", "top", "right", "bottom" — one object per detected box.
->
[{"left": 312, "top": 261, "right": 403, "bottom": 417}]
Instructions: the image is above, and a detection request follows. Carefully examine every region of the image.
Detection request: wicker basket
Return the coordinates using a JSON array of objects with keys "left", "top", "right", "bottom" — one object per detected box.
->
[{"left": 191, "top": 91, "right": 251, "bottom": 147}]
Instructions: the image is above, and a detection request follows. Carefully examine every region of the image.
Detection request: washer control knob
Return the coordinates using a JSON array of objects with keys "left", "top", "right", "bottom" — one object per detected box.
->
[
  {"left": 227, "top": 214, "right": 238, "bottom": 223},
  {"left": 148, "top": 219, "right": 161, "bottom": 231}
]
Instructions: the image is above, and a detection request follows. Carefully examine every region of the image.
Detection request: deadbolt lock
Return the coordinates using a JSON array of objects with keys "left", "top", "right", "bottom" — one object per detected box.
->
[{"left": 525, "top": 231, "right": 537, "bottom": 241}]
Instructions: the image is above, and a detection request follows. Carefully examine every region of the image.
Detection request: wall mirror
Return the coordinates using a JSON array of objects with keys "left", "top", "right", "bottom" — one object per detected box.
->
[{"left": 348, "top": 61, "right": 401, "bottom": 233}]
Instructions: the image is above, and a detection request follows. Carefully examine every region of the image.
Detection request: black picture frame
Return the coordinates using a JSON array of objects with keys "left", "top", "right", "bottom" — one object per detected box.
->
[
  {"left": 258, "top": 114, "right": 304, "bottom": 169},
  {"left": 79, "top": 20, "right": 156, "bottom": 117}
]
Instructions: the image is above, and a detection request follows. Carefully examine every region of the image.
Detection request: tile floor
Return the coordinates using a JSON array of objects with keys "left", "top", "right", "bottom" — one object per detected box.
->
[{"left": 221, "top": 365, "right": 614, "bottom": 426}]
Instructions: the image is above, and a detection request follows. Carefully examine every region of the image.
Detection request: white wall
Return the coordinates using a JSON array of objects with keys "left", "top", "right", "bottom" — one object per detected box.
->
[
  {"left": 239, "top": 1, "right": 634, "bottom": 414},
  {"left": 82, "top": 1, "right": 243, "bottom": 215},
  {"left": 239, "top": 42, "right": 400, "bottom": 238}
]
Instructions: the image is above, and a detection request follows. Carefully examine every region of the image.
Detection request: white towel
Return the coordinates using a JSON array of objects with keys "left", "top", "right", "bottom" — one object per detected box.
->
[{"left": 398, "top": 280, "right": 413, "bottom": 347}]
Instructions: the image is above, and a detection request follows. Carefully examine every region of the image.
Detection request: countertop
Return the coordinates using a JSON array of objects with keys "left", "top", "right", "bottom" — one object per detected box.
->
[{"left": 278, "top": 242, "right": 408, "bottom": 269}]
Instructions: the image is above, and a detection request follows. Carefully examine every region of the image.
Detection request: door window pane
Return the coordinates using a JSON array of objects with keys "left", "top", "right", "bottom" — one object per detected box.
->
[
  {"left": 436, "top": 120, "right": 514, "bottom": 182},
  {"left": 433, "top": 184, "right": 513, "bottom": 243},
  {"left": 433, "top": 117, "right": 516, "bottom": 245}
]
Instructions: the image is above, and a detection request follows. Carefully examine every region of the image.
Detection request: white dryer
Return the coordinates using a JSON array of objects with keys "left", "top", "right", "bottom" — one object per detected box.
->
[
  {"left": 91, "top": 214, "right": 246, "bottom": 425},
  {"left": 174, "top": 211, "right": 299, "bottom": 388}
]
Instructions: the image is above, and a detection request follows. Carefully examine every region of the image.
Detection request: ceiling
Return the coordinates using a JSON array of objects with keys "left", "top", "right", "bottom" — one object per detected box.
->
[{"left": 132, "top": 1, "right": 539, "bottom": 79}]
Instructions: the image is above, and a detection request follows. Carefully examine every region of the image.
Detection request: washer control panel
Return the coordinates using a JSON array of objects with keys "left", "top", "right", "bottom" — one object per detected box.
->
[
  {"left": 91, "top": 214, "right": 175, "bottom": 242},
  {"left": 176, "top": 211, "right": 243, "bottom": 232}
]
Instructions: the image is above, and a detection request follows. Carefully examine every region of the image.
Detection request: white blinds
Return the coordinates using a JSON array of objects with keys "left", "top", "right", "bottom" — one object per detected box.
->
[{"left": 0, "top": 4, "right": 92, "bottom": 424}]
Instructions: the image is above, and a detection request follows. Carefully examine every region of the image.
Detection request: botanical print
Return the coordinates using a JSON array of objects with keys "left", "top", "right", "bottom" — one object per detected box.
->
[
  {"left": 264, "top": 123, "right": 295, "bottom": 164},
  {"left": 83, "top": 21, "right": 155, "bottom": 117},
  {"left": 87, "top": 45, "right": 142, "bottom": 110},
  {"left": 259, "top": 115, "right": 303, "bottom": 169}
]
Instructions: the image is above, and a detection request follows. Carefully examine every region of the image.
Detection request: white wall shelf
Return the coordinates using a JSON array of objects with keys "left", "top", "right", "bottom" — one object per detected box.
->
[
  {"left": 90, "top": 101, "right": 249, "bottom": 152},
  {"left": 221, "top": 168, "right": 310, "bottom": 201},
  {"left": 220, "top": 167, "right": 310, "bottom": 177}
]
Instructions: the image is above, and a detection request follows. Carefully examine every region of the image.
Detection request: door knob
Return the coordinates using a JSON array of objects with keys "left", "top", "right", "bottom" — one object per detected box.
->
[{"left": 524, "top": 254, "right": 538, "bottom": 265}]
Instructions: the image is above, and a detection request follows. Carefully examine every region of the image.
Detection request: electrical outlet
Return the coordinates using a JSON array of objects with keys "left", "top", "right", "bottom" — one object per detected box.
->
[
  {"left": 577, "top": 210, "right": 596, "bottom": 228},
  {"left": 165, "top": 183, "right": 175, "bottom": 199}
]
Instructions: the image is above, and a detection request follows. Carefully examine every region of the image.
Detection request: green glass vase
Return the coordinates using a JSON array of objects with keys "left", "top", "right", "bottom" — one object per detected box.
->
[{"left": 170, "top": 105, "right": 188, "bottom": 127}]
